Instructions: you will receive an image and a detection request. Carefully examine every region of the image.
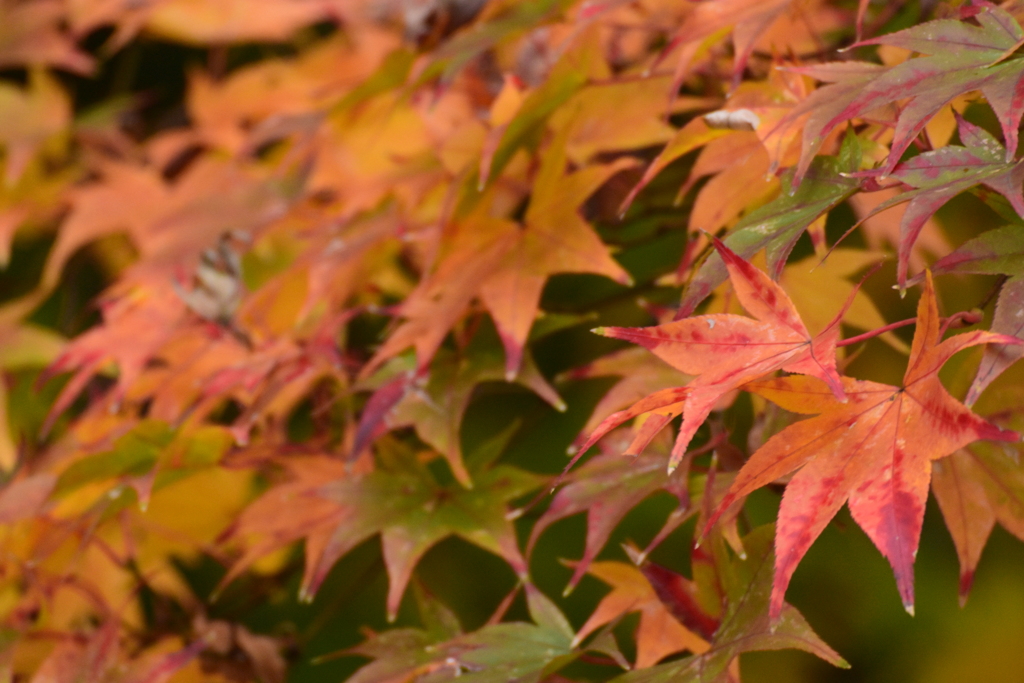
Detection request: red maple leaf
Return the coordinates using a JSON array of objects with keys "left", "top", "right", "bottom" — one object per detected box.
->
[
  {"left": 591, "top": 236, "right": 846, "bottom": 473},
  {"left": 709, "top": 272, "right": 1022, "bottom": 618}
]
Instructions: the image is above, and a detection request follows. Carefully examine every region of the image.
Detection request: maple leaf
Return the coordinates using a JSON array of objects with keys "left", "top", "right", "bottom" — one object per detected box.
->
[
  {"left": 49, "top": 419, "right": 231, "bottom": 513},
  {"left": 0, "top": 473, "right": 55, "bottom": 523},
  {"left": 43, "top": 161, "right": 170, "bottom": 289},
  {"left": 780, "top": 248, "right": 903, "bottom": 351},
  {"left": 0, "top": 0, "right": 93, "bottom": 74},
  {"left": 368, "top": 124, "right": 631, "bottom": 379},
  {"left": 567, "top": 347, "right": 691, "bottom": 459},
  {"left": 573, "top": 560, "right": 709, "bottom": 669},
  {"left": 480, "top": 129, "right": 634, "bottom": 378},
  {"left": 42, "top": 282, "right": 188, "bottom": 433},
  {"left": 218, "top": 453, "right": 349, "bottom": 594},
  {"left": 677, "top": 131, "right": 862, "bottom": 318},
  {"left": 664, "top": 0, "right": 793, "bottom": 89},
  {"left": 529, "top": 447, "right": 692, "bottom": 593},
  {"left": 421, "top": 0, "right": 572, "bottom": 86},
  {"left": 186, "top": 31, "right": 400, "bottom": 154},
  {"left": 0, "top": 69, "right": 70, "bottom": 186},
  {"left": 344, "top": 584, "right": 578, "bottom": 683},
  {"left": 26, "top": 622, "right": 204, "bottom": 683},
  {"left": 0, "top": 321, "right": 63, "bottom": 469},
  {"left": 924, "top": 225, "right": 1024, "bottom": 404},
  {"left": 144, "top": 0, "right": 341, "bottom": 44},
  {"left": 932, "top": 436, "right": 1024, "bottom": 606},
  {"left": 595, "top": 235, "right": 846, "bottom": 473},
  {"left": 789, "top": 4, "right": 1024, "bottom": 180},
  {"left": 387, "top": 342, "right": 563, "bottom": 487},
  {"left": 477, "top": 25, "right": 606, "bottom": 185},
  {"left": 605, "top": 525, "right": 846, "bottom": 683},
  {"left": 304, "top": 436, "right": 544, "bottom": 619},
  {"left": 847, "top": 185, "right": 950, "bottom": 274},
  {"left": 42, "top": 157, "right": 310, "bottom": 428},
  {"left": 346, "top": 619, "right": 576, "bottom": 683},
  {"left": 619, "top": 118, "right": 732, "bottom": 214},
  {"left": 711, "top": 272, "right": 1022, "bottom": 617},
  {"left": 620, "top": 67, "right": 812, "bottom": 216},
  {"left": 970, "top": 275, "right": 1024, "bottom": 406},
  {"left": 684, "top": 132, "right": 777, "bottom": 237},
  {"left": 550, "top": 75, "right": 712, "bottom": 166},
  {"left": 853, "top": 114, "right": 1024, "bottom": 289}
]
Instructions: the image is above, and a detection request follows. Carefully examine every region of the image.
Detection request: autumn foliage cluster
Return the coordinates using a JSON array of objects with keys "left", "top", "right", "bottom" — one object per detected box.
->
[{"left": 5, "top": 0, "right": 1024, "bottom": 681}]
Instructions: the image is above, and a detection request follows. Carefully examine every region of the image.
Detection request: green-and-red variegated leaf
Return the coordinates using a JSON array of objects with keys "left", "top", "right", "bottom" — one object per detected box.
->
[
  {"left": 968, "top": 276, "right": 1024, "bottom": 405},
  {"left": 920, "top": 225, "right": 1024, "bottom": 405},
  {"left": 788, "top": 4, "right": 1024, "bottom": 181},
  {"left": 856, "top": 114, "right": 1024, "bottom": 289}
]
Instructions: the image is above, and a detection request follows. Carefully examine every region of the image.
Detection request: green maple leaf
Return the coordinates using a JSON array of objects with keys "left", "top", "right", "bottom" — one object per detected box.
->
[
  {"left": 346, "top": 621, "right": 574, "bottom": 683},
  {"left": 388, "top": 340, "right": 563, "bottom": 487},
  {"left": 53, "top": 420, "right": 231, "bottom": 508},
  {"left": 305, "top": 435, "right": 545, "bottom": 619},
  {"left": 345, "top": 582, "right": 576, "bottom": 683}
]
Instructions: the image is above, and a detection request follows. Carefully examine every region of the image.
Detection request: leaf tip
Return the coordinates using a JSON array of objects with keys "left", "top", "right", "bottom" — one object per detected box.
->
[
  {"left": 591, "top": 327, "right": 609, "bottom": 336},
  {"left": 903, "top": 601, "right": 915, "bottom": 617},
  {"left": 958, "top": 571, "right": 976, "bottom": 607}
]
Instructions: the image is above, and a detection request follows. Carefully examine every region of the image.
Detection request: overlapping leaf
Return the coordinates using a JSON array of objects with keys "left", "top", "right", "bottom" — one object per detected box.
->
[
  {"left": 346, "top": 618, "right": 575, "bottom": 683},
  {"left": 678, "top": 132, "right": 862, "bottom": 318},
  {"left": 932, "top": 436, "right": 1024, "bottom": 605},
  {"left": 387, "top": 344, "right": 563, "bottom": 486},
  {"left": 711, "top": 273, "right": 1021, "bottom": 617},
  {"left": 594, "top": 236, "right": 846, "bottom": 472},
  {"left": 926, "top": 224, "right": 1024, "bottom": 403},
  {"left": 607, "top": 525, "right": 847, "bottom": 683},
  {"left": 368, "top": 124, "right": 631, "bottom": 379},
  {"left": 788, "top": 4, "right": 1024, "bottom": 180},
  {"left": 0, "top": 0, "right": 93, "bottom": 73},
  {"left": 574, "top": 560, "right": 709, "bottom": 669},
  {"left": 304, "top": 437, "right": 543, "bottom": 618},
  {"left": 854, "top": 114, "right": 1024, "bottom": 289},
  {"left": 529, "top": 447, "right": 691, "bottom": 593}
]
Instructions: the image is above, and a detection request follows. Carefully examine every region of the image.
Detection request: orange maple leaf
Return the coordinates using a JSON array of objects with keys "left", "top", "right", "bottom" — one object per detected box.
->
[
  {"left": 710, "top": 272, "right": 1022, "bottom": 618},
  {"left": 573, "top": 560, "right": 709, "bottom": 669},
  {"left": 366, "top": 126, "right": 632, "bottom": 379},
  {"left": 593, "top": 236, "right": 846, "bottom": 473}
]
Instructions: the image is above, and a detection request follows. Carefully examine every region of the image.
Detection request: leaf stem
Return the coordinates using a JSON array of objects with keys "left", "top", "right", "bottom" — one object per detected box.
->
[
  {"left": 838, "top": 310, "right": 986, "bottom": 348},
  {"left": 836, "top": 318, "right": 915, "bottom": 347}
]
